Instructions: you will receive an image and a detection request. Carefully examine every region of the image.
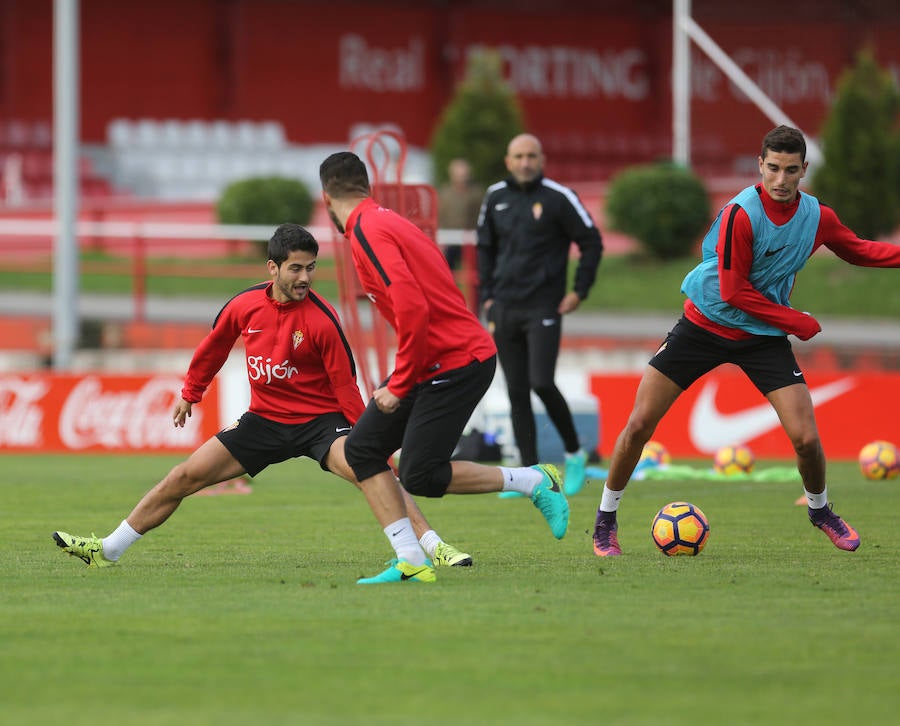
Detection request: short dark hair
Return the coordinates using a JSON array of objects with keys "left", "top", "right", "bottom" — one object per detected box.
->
[
  {"left": 268, "top": 223, "right": 318, "bottom": 267},
  {"left": 319, "top": 151, "right": 370, "bottom": 198},
  {"left": 761, "top": 125, "right": 806, "bottom": 162}
]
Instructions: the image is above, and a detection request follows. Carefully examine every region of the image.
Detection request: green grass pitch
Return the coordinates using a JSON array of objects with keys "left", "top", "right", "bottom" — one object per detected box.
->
[{"left": 2, "top": 454, "right": 897, "bottom": 725}]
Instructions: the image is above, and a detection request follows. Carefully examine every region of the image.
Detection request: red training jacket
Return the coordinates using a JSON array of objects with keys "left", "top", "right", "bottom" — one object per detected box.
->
[
  {"left": 345, "top": 197, "right": 497, "bottom": 398},
  {"left": 181, "top": 282, "right": 365, "bottom": 425}
]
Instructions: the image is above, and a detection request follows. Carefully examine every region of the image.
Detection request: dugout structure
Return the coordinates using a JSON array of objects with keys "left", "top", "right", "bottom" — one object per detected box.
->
[{"left": 333, "top": 129, "right": 438, "bottom": 399}]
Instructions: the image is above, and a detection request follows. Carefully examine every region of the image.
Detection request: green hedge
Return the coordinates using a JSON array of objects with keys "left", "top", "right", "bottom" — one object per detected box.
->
[
  {"left": 604, "top": 162, "right": 710, "bottom": 260},
  {"left": 217, "top": 175, "right": 314, "bottom": 225},
  {"left": 216, "top": 176, "right": 314, "bottom": 257}
]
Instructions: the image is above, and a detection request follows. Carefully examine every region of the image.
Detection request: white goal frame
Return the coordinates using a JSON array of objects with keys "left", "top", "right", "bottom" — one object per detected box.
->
[{"left": 672, "top": 0, "right": 824, "bottom": 169}]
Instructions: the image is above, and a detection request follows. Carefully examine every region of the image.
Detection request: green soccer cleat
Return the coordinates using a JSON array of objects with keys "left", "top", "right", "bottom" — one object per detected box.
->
[
  {"left": 563, "top": 449, "right": 588, "bottom": 496},
  {"left": 433, "top": 542, "right": 473, "bottom": 567},
  {"left": 530, "top": 464, "right": 569, "bottom": 539},
  {"left": 53, "top": 531, "right": 116, "bottom": 568},
  {"left": 357, "top": 558, "right": 436, "bottom": 584}
]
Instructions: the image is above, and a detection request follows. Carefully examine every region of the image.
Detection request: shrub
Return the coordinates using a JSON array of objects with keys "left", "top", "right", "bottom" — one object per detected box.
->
[
  {"left": 604, "top": 162, "right": 710, "bottom": 260},
  {"left": 812, "top": 49, "right": 900, "bottom": 239},
  {"left": 430, "top": 49, "right": 525, "bottom": 186},
  {"left": 217, "top": 176, "right": 314, "bottom": 255}
]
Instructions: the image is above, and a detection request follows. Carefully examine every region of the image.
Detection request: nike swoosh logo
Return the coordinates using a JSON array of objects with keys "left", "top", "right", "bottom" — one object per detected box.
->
[
  {"left": 401, "top": 567, "right": 429, "bottom": 581},
  {"left": 247, "top": 328, "right": 263, "bottom": 334},
  {"left": 335, "top": 427, "right": 352, "bottom": 433},
  {"left": 541, "top": 319, "right": 556, "bottom": 327},
  {"left": 431, "top": 379, "right": 450, "bottom": 385},
  {"left": 764, "top": 245, "right": 788, "bottom": 257},
  {"left": 495, "top": 203, "right": 509, "bottom": 211},
  {"left": 689, "top": 377, "right": 855, "bottom": 453}
]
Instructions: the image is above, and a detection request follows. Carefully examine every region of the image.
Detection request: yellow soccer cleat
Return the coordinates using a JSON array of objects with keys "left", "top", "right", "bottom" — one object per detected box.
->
[
  {"left": 433, "top": 542, "right": 473, "bottom": 567},
  {"left": 53, "top": 531, "right": 116, "bottom": 568}
]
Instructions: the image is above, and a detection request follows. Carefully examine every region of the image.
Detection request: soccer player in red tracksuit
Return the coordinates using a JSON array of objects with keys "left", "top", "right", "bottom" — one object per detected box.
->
[
  {"left": 591, "top": 125, "right": 900, "bottom": 557},
  {"left": 53, "top": 224, "right": 474, "bottom": 579},
  {"left": 319, "top": 151, "right": 571, "bottom": 584}
]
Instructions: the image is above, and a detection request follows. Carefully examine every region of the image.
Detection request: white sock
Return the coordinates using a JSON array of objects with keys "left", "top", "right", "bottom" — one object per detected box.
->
[
  {"left": 599, "top": 484, "right": 624, "bottom": 513},
  {"left": 419, "top": 529, "right": 442, "bottom": 559},
  {"left": 384, "top": 517, "right": 426, "bottom": 566},
  {"left": 101, "top": 520, "right": 142, "bottom": 562},
  {"left": 499, "top": 466, "right": 544, "bottom": 495},
  {"left": 805, "top": 487, "right": 828, "bottom": 510}
]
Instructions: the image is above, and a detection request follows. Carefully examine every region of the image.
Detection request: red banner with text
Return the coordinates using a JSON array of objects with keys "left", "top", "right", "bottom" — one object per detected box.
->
[
  {"left": 0, "top": 374, "right": 219, "bottom": 453},
  {"left": 590, "top": 368, "right": 900, "bottom": 459}
]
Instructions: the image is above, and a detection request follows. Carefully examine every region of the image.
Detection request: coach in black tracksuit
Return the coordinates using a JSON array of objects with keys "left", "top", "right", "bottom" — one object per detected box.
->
[{"left": 477, "top": 134, "right": 603, "bottom": 491}]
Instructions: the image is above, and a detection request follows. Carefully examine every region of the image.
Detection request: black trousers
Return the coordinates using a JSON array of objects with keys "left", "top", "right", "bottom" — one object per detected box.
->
[{"left": 488, "top": 302, "right": 579, "bottom": 465}]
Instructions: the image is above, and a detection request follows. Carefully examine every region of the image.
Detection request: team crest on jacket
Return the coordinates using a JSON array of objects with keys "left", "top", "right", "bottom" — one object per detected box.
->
[
  {"left": 532, "top": 202, "right": 543, "bottom": 220},
  {"left": 292, "top": 330, "right": 304, "bottom": 349}
]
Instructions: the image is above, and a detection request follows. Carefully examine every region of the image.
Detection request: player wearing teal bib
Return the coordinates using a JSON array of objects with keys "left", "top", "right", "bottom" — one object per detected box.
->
[{"left": 591, "top": 125, "right": 900, "bottom": 556}]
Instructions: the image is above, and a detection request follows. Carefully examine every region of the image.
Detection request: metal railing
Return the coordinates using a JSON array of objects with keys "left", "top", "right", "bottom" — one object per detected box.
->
[{"left": 0, "top": 218, "right": 478, "bottom": 322}]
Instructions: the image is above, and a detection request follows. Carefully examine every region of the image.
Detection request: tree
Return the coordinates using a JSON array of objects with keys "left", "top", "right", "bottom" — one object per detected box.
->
[
  {"left": 430, "top": 50, "right": 525, "bottom": 186},
  {"left": 812, "top": 50, "right": 900, "bottom": 239}
]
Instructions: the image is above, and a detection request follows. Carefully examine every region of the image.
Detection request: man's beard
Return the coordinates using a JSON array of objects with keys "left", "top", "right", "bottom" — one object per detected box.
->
[{"left": 328, "top": 207, "right": 345, "bottom": 234}]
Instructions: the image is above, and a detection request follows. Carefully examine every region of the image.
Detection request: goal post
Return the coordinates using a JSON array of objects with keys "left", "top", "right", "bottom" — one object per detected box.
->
[{"left": 672, "top": 0, "right": 823, "bottom": 169}]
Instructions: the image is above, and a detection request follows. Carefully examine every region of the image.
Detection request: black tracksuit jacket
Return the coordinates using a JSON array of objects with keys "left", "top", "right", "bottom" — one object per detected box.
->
[{"left": 476, "top": 174, "right": 603, "bottom": 309}]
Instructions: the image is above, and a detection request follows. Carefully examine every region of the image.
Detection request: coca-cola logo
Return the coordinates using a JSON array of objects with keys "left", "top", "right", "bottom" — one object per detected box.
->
[
  {"left": 0, "top": 377, "right": 49, "bottom": 446},
  {"left": 59, "top": 377, "right": 202, "bottom": 449}
]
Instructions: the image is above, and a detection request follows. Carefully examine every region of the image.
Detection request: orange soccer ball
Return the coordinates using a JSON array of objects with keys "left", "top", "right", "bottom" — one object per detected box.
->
[
  {"left": 639, "top": 440, "right": 672, "bottom": 467},
  {"left": 858, "top": 440, "right": 900, "bottom": 480},
  {"left": 713, "top": 444, "right": 755, "bottom": 476},
  {"left": 651, "top": 501, "right": 710, "bottom": 556}
]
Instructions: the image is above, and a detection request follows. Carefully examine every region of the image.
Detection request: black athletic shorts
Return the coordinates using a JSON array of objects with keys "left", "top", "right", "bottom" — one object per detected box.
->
[
  {"left": 215, "top": 411, "right": 351, "bottom": 477},
  {"left": 345, "top": 356, "right": 497, "bottom": 497},
  {"left": 649, "top": 316, "right": 806, "bottom": 394}
]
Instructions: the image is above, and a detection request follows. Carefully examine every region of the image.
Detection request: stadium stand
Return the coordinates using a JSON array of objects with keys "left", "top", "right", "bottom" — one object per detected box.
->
[
  {"left": 0, "top": 119, "right": 113, "bottom": 203},
  {"left": 2, "top": 118, "right": 435, "bottom": 204},
  {"left": 106, "top": 118, "right": 293, "bottom": 199},
  {"left": 102, "top": 118, "right": 432, "bottom": 201}
]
